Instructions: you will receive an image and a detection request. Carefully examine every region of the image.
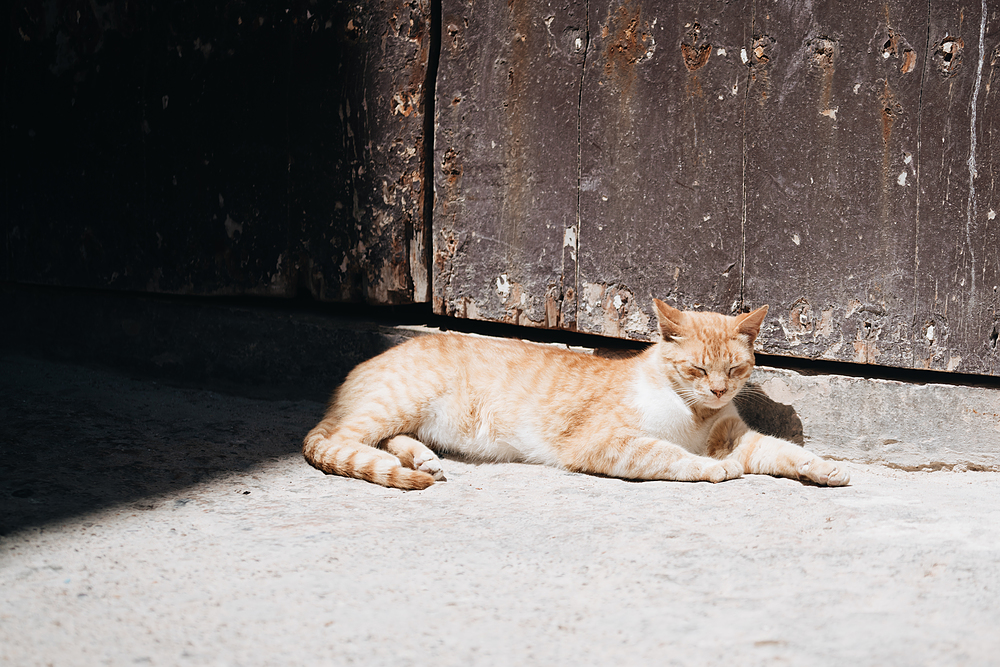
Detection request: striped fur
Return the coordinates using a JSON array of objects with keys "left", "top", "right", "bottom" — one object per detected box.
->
[{"left": 303, "top": 299, "right": 850, "bottom": 489}]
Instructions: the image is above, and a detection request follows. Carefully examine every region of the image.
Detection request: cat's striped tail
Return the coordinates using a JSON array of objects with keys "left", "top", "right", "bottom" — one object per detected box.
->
[{"left": 302, "top": 421, "right": 436, "bottom": 490}]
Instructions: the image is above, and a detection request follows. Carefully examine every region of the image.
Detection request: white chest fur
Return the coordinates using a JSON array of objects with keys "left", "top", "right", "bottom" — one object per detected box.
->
[{"left": 630, "top": 367, "right": 727, "bottom": 455}]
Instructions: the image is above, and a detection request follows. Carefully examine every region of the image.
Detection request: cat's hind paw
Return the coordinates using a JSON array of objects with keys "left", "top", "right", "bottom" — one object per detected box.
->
[
  {"left": 384, "top": 435, "right": 447, "bottom": 482},
  {"left": 414, "top": 453, "right": 447, "bottom": 481},
  {"left": 799, "top": 458, "right": 850, "bottom": 487}
]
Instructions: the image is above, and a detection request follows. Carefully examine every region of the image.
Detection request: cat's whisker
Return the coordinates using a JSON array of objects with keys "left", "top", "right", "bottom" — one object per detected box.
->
[
  {"left": 673, "top": 389, "right": 702, "bottom": 407},
  {"left": 734, "top": 389, "right": 774, "bottom": 408}
]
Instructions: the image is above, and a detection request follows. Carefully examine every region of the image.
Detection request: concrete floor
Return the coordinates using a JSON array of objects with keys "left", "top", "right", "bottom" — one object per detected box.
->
[{"left": 3, "top": 350, "right": 1000, "bottom": 666}]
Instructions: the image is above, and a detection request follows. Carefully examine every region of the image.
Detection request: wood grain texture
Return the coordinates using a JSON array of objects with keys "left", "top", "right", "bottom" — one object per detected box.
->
[
  {"left": 433, "top": 0, "right": 1000, "bottom": 375},
  {"left": 577, "top": 0, "right": 748, "bottom": 339},
  {"left": 742, "top": 0, "right": 924, "bottom": 368},
  {"left": 433, "top": 0, "right": 585, "bottom": 328}
]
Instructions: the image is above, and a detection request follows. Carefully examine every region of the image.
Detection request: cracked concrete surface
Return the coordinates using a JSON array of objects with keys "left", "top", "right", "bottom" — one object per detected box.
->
[{"left": 2, "top": 350, "right": 1000, "bottom": 666}]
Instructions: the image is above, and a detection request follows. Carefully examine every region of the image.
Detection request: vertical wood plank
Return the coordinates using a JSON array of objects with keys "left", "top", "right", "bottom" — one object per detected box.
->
[
  {"left": 576, "top": 0, "right": 749, "bottom": 338},
  {"left": 433, "top": 0, "right": 585, "bottom": 327},
  {"left": 299, "top": 0, "right": 433, "bottom": 304},
  {"left": 743, "top": 0, "right": 924, "bottom": 368},
  {"left": 912, "top": 0, "right": 999, "bottom": 374}
]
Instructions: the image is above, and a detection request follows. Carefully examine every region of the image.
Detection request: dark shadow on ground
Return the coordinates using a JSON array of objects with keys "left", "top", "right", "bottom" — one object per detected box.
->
[
  {"left": 734, "top": 383, "right": 805, "bottom": 445},
  {"left": 0, "top": 351, "right": 322, "bottom": 536}
]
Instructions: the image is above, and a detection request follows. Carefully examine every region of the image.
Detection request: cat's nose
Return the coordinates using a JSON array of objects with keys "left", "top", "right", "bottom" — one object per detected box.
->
[{"left": 711, "top": 388, "right": 726, "bottom": 398}]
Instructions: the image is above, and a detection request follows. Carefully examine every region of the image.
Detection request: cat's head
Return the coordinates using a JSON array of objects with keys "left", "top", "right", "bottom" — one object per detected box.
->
[{"left": 652, "top": 299, "right": 768, "bottom": 410}]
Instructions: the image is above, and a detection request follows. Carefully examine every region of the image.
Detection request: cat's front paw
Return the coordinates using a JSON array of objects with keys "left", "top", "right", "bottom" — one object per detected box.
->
[
  {"left": 705, "top": 458, "right": 744, "bottom": 483},
  {"left": 799, "top": 458, "right": 850, "bottom": 486}
]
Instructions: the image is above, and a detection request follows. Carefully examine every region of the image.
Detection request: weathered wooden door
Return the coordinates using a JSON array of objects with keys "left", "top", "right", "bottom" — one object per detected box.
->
[
  {"left": 4, "top": 0, "right": 431, "bottom": 305},
  {"left": 433, "top": 0, "right": 999, "bottom": 375}
]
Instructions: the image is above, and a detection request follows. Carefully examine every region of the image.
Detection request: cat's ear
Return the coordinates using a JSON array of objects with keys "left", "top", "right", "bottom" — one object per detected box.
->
[
  {"left": 653, "top": 298, "right": 686, "bottom": 341},
  {"left": 735, "top": 305, "right": 768, "bottom": 343}
]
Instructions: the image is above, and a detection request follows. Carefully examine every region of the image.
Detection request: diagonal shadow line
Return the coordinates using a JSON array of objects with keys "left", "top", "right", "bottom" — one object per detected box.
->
[
  {"left": 0, "top": 283, "right": 429, "bottom": 536},
  {"left": 0, "top": 350, "right": 323, "bottom": 536}
]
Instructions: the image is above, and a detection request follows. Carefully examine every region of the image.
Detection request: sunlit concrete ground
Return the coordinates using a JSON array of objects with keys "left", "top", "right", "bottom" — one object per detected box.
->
[{"left": 2, "top": 351, "right": 999, "bottom": 666}]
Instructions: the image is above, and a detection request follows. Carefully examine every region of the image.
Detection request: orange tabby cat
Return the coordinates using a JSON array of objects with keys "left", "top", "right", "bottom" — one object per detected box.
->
[{"left": 303, "top": 299, "right": 850, "bottom": 490}]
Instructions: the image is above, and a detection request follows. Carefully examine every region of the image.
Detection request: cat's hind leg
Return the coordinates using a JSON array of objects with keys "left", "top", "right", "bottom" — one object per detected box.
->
[
  {"left": 383, "top": 435, "right": 447, "bottom": 481},
  {"left": 303, "top": 423, "right": 437, "bottom": 490}
]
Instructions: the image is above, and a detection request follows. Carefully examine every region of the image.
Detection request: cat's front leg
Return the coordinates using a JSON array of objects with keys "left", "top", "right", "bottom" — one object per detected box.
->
[
  {"left": 709, "top": 417, "right": 850, "bottom": 486},
  {"left": 565, "top": 435, "right": 744, "bottom": 483}
]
